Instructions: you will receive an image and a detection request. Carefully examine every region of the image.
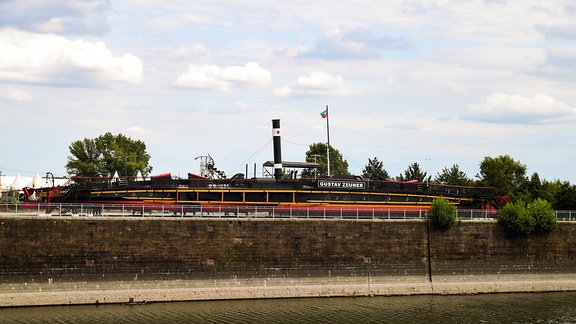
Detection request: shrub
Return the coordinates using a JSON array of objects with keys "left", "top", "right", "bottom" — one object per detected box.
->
[
  {"left": 429, "top": 198, "right": 457, "bottom": 229},
  {"left": 498, "top": 199, "right": 559, "bottom": 236},
  {"left": 527, "top": 198, "right": 558, "bottom": 233},
  {"left": 497, "top": 201, "right": 535, "bottom": 236}
]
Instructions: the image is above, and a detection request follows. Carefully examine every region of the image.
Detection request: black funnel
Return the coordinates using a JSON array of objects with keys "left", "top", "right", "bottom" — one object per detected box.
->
[{"left": 272, "top": 119, "right": 282, "bottom": 180}]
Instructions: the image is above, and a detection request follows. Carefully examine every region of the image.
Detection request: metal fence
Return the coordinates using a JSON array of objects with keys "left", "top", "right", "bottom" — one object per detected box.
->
[{"left": 1, "top": 202, "right": 574, "bottom": 221}]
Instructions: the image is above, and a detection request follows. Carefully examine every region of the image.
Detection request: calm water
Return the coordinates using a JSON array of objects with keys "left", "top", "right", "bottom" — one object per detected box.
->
[{"left": 1, "top": 292, "right": 575, "bottom": 323}]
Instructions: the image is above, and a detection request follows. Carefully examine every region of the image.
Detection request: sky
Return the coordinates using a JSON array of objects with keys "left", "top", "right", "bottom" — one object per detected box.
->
[{"left": 1, "top": 0, "right": 576, "bottom": 183}]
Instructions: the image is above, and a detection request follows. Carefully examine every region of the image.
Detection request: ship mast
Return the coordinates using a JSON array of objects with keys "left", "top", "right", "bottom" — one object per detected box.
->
[{"left": 325, "top": 105, "right": 330, "bottom": 176}]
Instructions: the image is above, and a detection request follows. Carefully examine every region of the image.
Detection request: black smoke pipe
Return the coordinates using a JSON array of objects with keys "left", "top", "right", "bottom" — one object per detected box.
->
[{"left": 272, "top": 119, "right": 282, "bottom": 181}]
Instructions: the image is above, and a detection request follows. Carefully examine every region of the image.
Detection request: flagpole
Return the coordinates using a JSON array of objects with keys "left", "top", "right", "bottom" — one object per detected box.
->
[{"left": 325, "top": 105, "right": 330, "bottom": 176}]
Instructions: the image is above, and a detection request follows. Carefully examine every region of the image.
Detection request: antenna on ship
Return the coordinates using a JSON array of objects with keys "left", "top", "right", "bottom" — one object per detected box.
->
[{"left": 272, "top": 119, "right": 282, "bottom": 181}]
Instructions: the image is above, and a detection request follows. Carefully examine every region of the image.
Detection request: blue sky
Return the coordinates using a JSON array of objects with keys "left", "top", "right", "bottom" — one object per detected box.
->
[{"left": 1, "top": 0, "right": 575, "bottom": 183}]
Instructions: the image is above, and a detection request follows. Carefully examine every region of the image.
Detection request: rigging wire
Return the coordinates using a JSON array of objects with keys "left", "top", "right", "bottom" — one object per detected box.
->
[
  {"left": 341, "top": 152, "right": 366, "bottom": 174},
  {"left": 280, "top": 138, "right": 310, "bottom": 147},
  {"left": 229, "top": 139, "right": 273, "bottom": 174},
  {"left": 281, "top": 137, "right": 367, "bottom": 176}
]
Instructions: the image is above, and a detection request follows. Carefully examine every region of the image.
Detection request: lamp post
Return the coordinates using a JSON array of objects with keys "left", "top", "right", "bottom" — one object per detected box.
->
[
  {"left": 425, "top": 158, "right": 430, "bottom": 185},
  {"left": 45, "top": 172, "right": 55, "bottom": 211},
  {"left": 312, "top": 154, "right": 322, "bottom": 179}
]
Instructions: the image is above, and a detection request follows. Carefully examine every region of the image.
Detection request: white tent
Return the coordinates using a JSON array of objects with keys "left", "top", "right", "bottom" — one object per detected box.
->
[
  {"left": 27, "top": 172, "right": 43, "bottom": 188},
  {"left": 1, "top": 176, "right": 14, "bottom": 191},
  {"left": 1, "top": 174, "right": 68, "bottom": 191},
  {"left": 136, "top": 170, "right": 144, "bottom": 181},
  {"left": 9, "top": 173, "right": 28, "bottom": 191}
]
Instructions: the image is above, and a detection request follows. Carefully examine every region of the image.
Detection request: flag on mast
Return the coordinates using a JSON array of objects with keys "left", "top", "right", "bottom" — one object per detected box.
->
[{"left": 320, "top": 108, "right": 328, "bottom": 118}]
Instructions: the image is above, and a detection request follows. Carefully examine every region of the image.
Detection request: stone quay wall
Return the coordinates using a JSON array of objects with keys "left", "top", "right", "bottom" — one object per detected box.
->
[
  {"left": 0, "top": 216, "right": 575, "bottom": 306},
  {"left": 1, "top": 216, "right": 574, "bottom": 281}
]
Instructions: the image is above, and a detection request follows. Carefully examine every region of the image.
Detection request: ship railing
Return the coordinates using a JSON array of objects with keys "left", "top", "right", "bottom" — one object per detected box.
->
[{"left": 1, "top": 202, "right": 575, "bottom": 222}]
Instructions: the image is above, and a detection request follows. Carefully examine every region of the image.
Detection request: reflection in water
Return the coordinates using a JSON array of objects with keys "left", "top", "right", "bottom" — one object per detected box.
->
[{"left": 1, "top": 292, "right": 575, "bottom": 323}]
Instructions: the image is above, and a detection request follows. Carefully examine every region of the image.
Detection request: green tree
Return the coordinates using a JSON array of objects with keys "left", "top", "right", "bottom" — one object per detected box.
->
[
  {"left": 362, "top": 157, "right": 389, "bottom": 180},
  {"left": 554, "top": 181, "right": 576, "bottom": 210},
  {"left": 66, "top": 132, "right": 152, "bottom": 177},
  {"left": 66, "top": 138, "right": 104, "bottom": 176},
  {"left": 434, "top": 164, "right": 472, "bottom": 186},
  {"left": 429, "top": 198, "right": 457, "bottom": 229},
  {"left": 97, "top": 133, "right": 152, "bottom": 177},
  {"left": 477, "top": 155, "right": 527, "bottom": 201},
  {"left": 401, "top": 162, "right": 429, "bottom": 182},
  {"left": 537, "top": 179, "right": 562, "bottom": 207},
  {"left": 523, "top": 172, "right": 543, "bottom": 202},
  {"left": 302, "top": 143, "right": 349, "bottom": 177}
]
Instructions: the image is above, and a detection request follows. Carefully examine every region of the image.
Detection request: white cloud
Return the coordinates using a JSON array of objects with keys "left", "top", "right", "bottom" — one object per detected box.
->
[
  {"left": 273, "top": 46, "right": 308, "bottom": 59},
  {"left": 173, "top": 44, "right": 210, "bottom": 60},
  {"left": 273, "top": 86, "right": 292, "bottom": 98},
  {"left": 231, "top": 102, "right": 250, "bottom": 111},
  {"left": 295, "top": 71, "right": 351, "bottom": 96},
  {"left": 127, "top": 126, "right": 146, "bottom": 134},
  {"left": 464, "top": 92, "right": 575, "bottom": 124},
  {"left": 0, "top": 28, "right": 143, "bottom": 85},
  {"left": 529, "top": 47, "right": 576, "bottom": 81},
  {"left": 545, "top": 47, "right": 576, "bottom": 69},
  {"left": 143, "top": 14, "right": 211, "bottom": 31},
  {"left": 535, "top": 23, "right": 576, "bottom": 41},
  {"left": 175, "top": 62, "right": 271, "bottom": 91},
  {"left": 310, "top": 28, "right": 375, "bottom": 59},
  {"left": 304, "top": 28, "right": 411, "bottom": 60},
  {"left": 0, "top": 86, "right": 33, "bottom": 101},
  {"left": 297, "top": 71, "right": 344, "bottom": 90},
  {"left": 0, "top": 0, "right": 111, "bottom": 35},
  {"left": 275, "top": 71, "right": 351, "bottom": 98}
]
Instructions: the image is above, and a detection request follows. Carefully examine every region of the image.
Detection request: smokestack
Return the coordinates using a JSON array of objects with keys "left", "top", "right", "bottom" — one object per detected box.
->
[{"left": 272, "top": 119, "right": 282, "bottom": 180}]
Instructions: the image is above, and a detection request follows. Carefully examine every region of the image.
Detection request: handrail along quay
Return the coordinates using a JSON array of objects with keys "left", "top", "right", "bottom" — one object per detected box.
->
[{"left": 1, "top": 202, "right": 575, "bottom": 221}]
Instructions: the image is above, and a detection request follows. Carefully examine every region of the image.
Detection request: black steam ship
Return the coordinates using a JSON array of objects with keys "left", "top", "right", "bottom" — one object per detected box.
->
[{"left": 27, "top": 120, "right": 501, "bottom": 211}]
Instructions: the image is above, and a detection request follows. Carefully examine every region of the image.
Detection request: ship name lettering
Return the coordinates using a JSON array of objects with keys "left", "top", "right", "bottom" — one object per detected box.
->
[{"left": 318, "top": 180, "right": 365, "bottom": 189}]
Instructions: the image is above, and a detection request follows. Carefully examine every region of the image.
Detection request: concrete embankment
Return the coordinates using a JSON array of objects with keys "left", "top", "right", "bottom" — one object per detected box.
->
[
  {"left": 0, "top": 215, "right": 575, "bottom": 306},
  {"left": 2, "top": 274, "right": 576, "bottom": 307}
]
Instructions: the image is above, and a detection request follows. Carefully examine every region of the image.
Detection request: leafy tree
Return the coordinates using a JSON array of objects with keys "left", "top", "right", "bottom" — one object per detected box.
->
[
  {"left": 477, "top": 155, "right": 527, "bottom": 201},
  {"left": 66, "top": 132, "right": 152, "bottom": 177},
  {"left": 362, "top": 157, "right": 389, "bottom": 180},
  {"left": 429, "top": 198, "right": 457, "bottom": 229},
  {"left": 523, "top": 172, "right": 543, "bottom": 202},
  {"left": 66, "top": 138, "right": 103, "bottom": 176},
  {"left": 538, "top": 180, "right": 558, "bottom": 206},
  {"left": 400, "top": 162, "right": 429, "bottom": 182},
  {"left": 527, "top": 198, "right": 558, "bottom": 233},
  {"left": 554, "top": 181, "right": 576, "bottom": 210},
  {"left": 302, "top": 143, "right": 349, "bottom": 177},
  {"left": 97, "top": 133, "right": 152, "bottom": 177},
  {"left": 497, "top": 201, "right": 534, "bottom": 236},
  {"left": 434, "top": 164, "right": 472, "bottom": 186}
]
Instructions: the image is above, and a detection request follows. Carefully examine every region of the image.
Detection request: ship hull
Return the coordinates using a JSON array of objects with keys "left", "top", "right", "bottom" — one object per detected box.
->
[{"left": 30, "top": 175, "right": 499, "bottom": 210}]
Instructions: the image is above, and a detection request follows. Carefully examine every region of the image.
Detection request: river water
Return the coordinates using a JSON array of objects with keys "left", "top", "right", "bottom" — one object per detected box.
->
[{"left": 1, "top": 292, "right": 575, "bottom": 323}]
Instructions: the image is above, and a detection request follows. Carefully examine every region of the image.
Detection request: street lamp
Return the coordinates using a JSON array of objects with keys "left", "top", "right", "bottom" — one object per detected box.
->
[
  {"left": 425, "top": 158, "right": 430, "bottom": 185},
  {"left": 312, "top": 154, "right": 322, "bottom": 179}
]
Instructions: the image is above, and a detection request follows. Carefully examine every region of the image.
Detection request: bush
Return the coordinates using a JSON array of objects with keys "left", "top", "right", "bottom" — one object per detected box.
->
[
  {"left": 527, "top": 198, "right": 558, "bottom": 233},
  {"left": 429, "top": 198, "right": 457, "bottom": 229},
  {"left": 498, "top": 199, "right": 559, "bottom": 236},
  {"left": 497, "top": 201, "right": 535, "bottom": 236}
]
